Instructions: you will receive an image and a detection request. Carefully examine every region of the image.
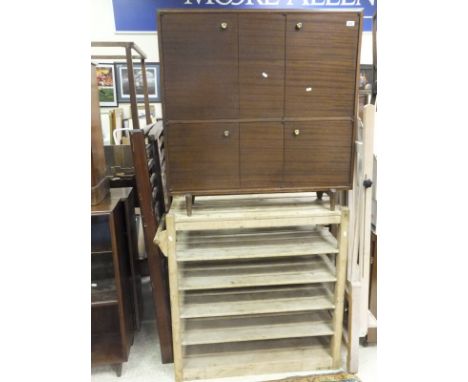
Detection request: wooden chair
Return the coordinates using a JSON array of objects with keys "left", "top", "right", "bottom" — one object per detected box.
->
[{"left": 129, "top": 122, "right": 173, "bottom": 363}]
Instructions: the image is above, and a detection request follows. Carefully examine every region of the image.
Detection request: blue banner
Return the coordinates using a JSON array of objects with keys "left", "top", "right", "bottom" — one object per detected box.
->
[{"left": 112, "top": 0, "right": 376, "bottom": 32}]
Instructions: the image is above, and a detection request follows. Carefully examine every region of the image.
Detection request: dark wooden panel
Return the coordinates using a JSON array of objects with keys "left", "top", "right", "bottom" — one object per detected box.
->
[
  {"left": 167, "top": 123, "right": 240, "bottom": 192},
  {"left": 285, "top": 13, "right": 360, "bottom": 118},
  {"left": 239, "top": 14, "right": 285, "bottom": 118},
  {"left": 129, "top": 130, "right": 174, "bottom": 363},
  {"left": 284, "top": 120, "right": 353, "bottom": 187},
  {"left": 161, "top": 13, "right": 239, "bottom": 120},
  {"left": 240, "top": 122, "right": 283, "bottom": 188}
]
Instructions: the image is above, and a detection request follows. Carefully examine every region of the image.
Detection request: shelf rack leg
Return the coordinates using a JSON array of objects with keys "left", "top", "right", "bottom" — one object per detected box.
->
[
  {"left": 328, "top": 189, "right": 337, "bottom": 211},
  {"left": 185, "top": 194, "right": 193, "bottom": 216},
  {"left": 330, "top": 207, "right": 349, "bottom": 368},
  {"left": 114, "top": 363, "right": 122, "bottom": 377},
  {"left": 346, "top": 280, "right": 361, "bottom": 373},
  {"left": 166, "top": 213, "right": 183, "bottom": 382}
]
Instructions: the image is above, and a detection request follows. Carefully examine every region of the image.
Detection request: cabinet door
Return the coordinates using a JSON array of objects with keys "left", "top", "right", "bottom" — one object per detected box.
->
[
  {"left": 167, "top": 123, "right": 239, "bottom": 192},
  {"left": 161, "top": 13, "right": 239, "bottom": 120},
  {"left": 284, "top": 121, "right": 353, "bottom": 188},
  {"left": 239, "top": 14, "right": 285, "bottom": 118},
  {"left": 240, "top": 122, "right": 283, "bottom": 188},
  {"left": 285, "top": 13, "right": 360, "bottom": 118}
]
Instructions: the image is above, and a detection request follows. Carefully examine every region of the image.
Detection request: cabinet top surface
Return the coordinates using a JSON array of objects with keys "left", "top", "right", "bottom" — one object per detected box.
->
[
  {"left": 91, "top": 187, "right": 133, "bottom": 215},
  {"left": 159, "top": 9, "right": 362, "bottom": 15}
]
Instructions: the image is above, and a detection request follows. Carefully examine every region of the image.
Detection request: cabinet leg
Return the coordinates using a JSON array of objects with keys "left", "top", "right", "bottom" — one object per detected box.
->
[
  {"left": 328, "top": 189, "right": 337, "bottom": 211},
  {"left": 317, "top": 191, "right": 324, "bottom": 200},
  {"left": 185, "top": 194, "right": 193, "bottom": 216},
  {"left": 114, "top": 363, "right": 122, "bottom": 377}
]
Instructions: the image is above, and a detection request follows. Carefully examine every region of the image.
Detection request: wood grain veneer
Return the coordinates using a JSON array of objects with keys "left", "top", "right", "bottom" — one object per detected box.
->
[{"left": 159, "top": 10, "right": 362, "bottom": 196}]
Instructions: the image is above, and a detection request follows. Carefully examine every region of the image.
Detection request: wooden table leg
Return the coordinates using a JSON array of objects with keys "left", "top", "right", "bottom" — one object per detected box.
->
[
  {"left": 328, "top": 189, "right": 337, "bottom": 211},
  {"left": 185, "top": 194, "right": 193, "bottom": 216},
  {"left": 114, "top": 363, "right": 122, "bottom": 377}
]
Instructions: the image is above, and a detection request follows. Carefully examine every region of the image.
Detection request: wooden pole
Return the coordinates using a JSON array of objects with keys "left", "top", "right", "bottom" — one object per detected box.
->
[
  {"left": 331, "top": 207, "right": 349, "bottom": 368},
  {"left": 125, "top": 46, "right": 140, "bottom": 130},
  {"left": 140, "top": 58, "right": 152, "bottom": 126},
  {"left": 166, "top": 213, "right": 183, "bottom": 382}
]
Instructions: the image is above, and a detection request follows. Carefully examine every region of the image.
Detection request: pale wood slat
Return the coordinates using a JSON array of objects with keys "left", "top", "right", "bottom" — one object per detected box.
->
[
  {"left": 183, "top": 337, "right": 333, "bottom": 380},
  {"left": 176, "top": 227, "right": 338, "bottom": 262},
  {"left": 181, "top": 284, "right": 334, "bottom": 319},
  {"left": 179, "top": 256, "right": 336, "bottom": 290},
  {"left": 183, "top": 311, "right": 333, "bottom": 346},
  {"left": 171, "top": 193, "right": 341, "bottom": 230}
]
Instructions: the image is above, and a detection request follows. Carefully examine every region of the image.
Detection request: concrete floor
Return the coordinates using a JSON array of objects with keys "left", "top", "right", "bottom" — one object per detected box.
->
[{"left": 91, "top": 320, "right": 377, "bottom": 382}]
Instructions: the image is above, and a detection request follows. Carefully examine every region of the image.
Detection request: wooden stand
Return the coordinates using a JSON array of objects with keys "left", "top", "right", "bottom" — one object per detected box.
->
[
  {"left": 91, "top": 63, "right": 109, "bottom": 205},
  {"left": 91, "top": 188, "right": 140, "bottom": 376},
  {"left": 345, "top": 104, "right": 377, "bottom": 372},
  {"left": 155, "top": 193, "right": 349, "bottom": 382},
  {"left": 129, "top": 123, "right": 173, "bottom": 363}
]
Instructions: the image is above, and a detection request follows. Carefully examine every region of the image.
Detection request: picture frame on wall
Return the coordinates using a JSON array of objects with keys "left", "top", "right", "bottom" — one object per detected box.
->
[
  {"left": 95, "top": 64, "right": 118, "bottom": 107},
  {"left": 359, "top": 64, "right": 374, "bottom": 112},
  {"left": 115, "top": 63, "right": 160, "bottom": 103},
  {"left": 359, "top": 64, "right": 374, "bottom": 92}
]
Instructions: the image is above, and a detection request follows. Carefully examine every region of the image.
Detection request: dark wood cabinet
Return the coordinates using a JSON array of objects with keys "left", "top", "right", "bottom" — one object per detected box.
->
[
  {"left": 240, "top": 122, "right": 283, "bottom": 188},
  {"left": 167, "top": 122, "right": 240, "bottom": 191},
  {"left": 283, "top": 120, "right": 353, "bottom": 187},
  {"left": 161, "top": 13, "right": 239, "bottom": 120},
  {"left": 91, "top": 188, "right": 143, "bottom": 375},
  {"left": 239, "top": 14, "right": 285, "bottom": 119},
  {"left": 159, "top": 10, "right": 362, "bottom": 197},
  {"left": 285, "top": 13, "right": 360, "bottom": 118}
]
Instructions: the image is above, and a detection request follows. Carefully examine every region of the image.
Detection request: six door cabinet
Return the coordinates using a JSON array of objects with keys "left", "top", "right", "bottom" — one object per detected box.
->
[{"left": 159, "top": 10, "right": 362, "bottom": 196}]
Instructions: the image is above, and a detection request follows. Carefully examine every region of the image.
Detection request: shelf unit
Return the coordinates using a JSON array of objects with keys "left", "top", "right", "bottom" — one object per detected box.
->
[
  {"left": 91, "top": 188, "right": 139, "bottom": 377},
  {"left": 155, "top": 193, "right": 349, "bottom": 382}
]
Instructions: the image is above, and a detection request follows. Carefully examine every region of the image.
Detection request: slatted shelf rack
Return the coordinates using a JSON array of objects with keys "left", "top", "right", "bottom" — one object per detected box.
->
[{"left": 155, "top": 193, "right": 349, "bottom": 382}]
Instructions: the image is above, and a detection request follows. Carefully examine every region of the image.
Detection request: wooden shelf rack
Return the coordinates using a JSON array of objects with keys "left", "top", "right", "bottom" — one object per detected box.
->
[{"left": 155, "top": 193, "right": 349, "bottom": 382}]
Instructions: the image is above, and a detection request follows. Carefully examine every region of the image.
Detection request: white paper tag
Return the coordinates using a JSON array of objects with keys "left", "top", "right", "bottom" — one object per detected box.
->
[{"left": 346, "top": 21, "right": 355, "bottom": 27}]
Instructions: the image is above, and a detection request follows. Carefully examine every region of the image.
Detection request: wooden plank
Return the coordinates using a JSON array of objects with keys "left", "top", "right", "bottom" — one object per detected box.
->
[
  {"left": 176, "top": 226, "right": 338, "bottom": 262},
  {"left": 346, "top": 280, "right": 360, "bottom": 373},
  {"left": 177, "top": 215, "right": 340, "bottom": 231},
  {"left": 166, "top": 214, "right": 183, "bottom": 382},
  {"left": 154, "top": 225, "right": 168, "bottom": 258},
  {"left": 359, "top": 104, "right": 376, "bottom": 337},
  {"left": 183, "top": 311, "right": 333, "bottom": 346},
  {"left": 181, "top": 284, "right": 334, "bottom": 319},
  {"left": 183, "top": 337, "right": 333, "bottom": 380},
  {"left": 331, "top": 207, "right": 349, "bottom": 368},
  {"left": 171, "top": 193, "right": 341, "bottom": 230},
  {"left": 179, "top": 256, "right": 336, "bottom": 290}
]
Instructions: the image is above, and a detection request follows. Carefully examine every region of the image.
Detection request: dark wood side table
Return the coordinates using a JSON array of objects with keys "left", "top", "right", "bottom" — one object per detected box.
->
[{"left": 91, "top": 187, "right": 141, "bottom": 376}]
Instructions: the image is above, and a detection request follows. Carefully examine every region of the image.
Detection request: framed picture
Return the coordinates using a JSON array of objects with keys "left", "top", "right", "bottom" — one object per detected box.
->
[
  {"left": 95, "top": 64, "right": 118, "bottom": 107},
  {"left": 115, "top": 63, "right": 160, "bottom": 103}
]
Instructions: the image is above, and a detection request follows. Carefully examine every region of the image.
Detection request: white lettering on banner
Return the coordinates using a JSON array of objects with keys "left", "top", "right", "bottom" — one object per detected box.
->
[
  {"left": 341, "top": 0, "right": 360, "bottom": 5},
  {"left": 184, "top": 0, "right": 215, "bottom": 4},
  {"left": 183, "top": 0, "right": 364, "bottom": 6}
]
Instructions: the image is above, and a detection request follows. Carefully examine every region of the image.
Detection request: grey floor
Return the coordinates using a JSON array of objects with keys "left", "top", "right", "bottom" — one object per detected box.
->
[{"left": 92, "top": 279, "right": 377, "bottom": 382}]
